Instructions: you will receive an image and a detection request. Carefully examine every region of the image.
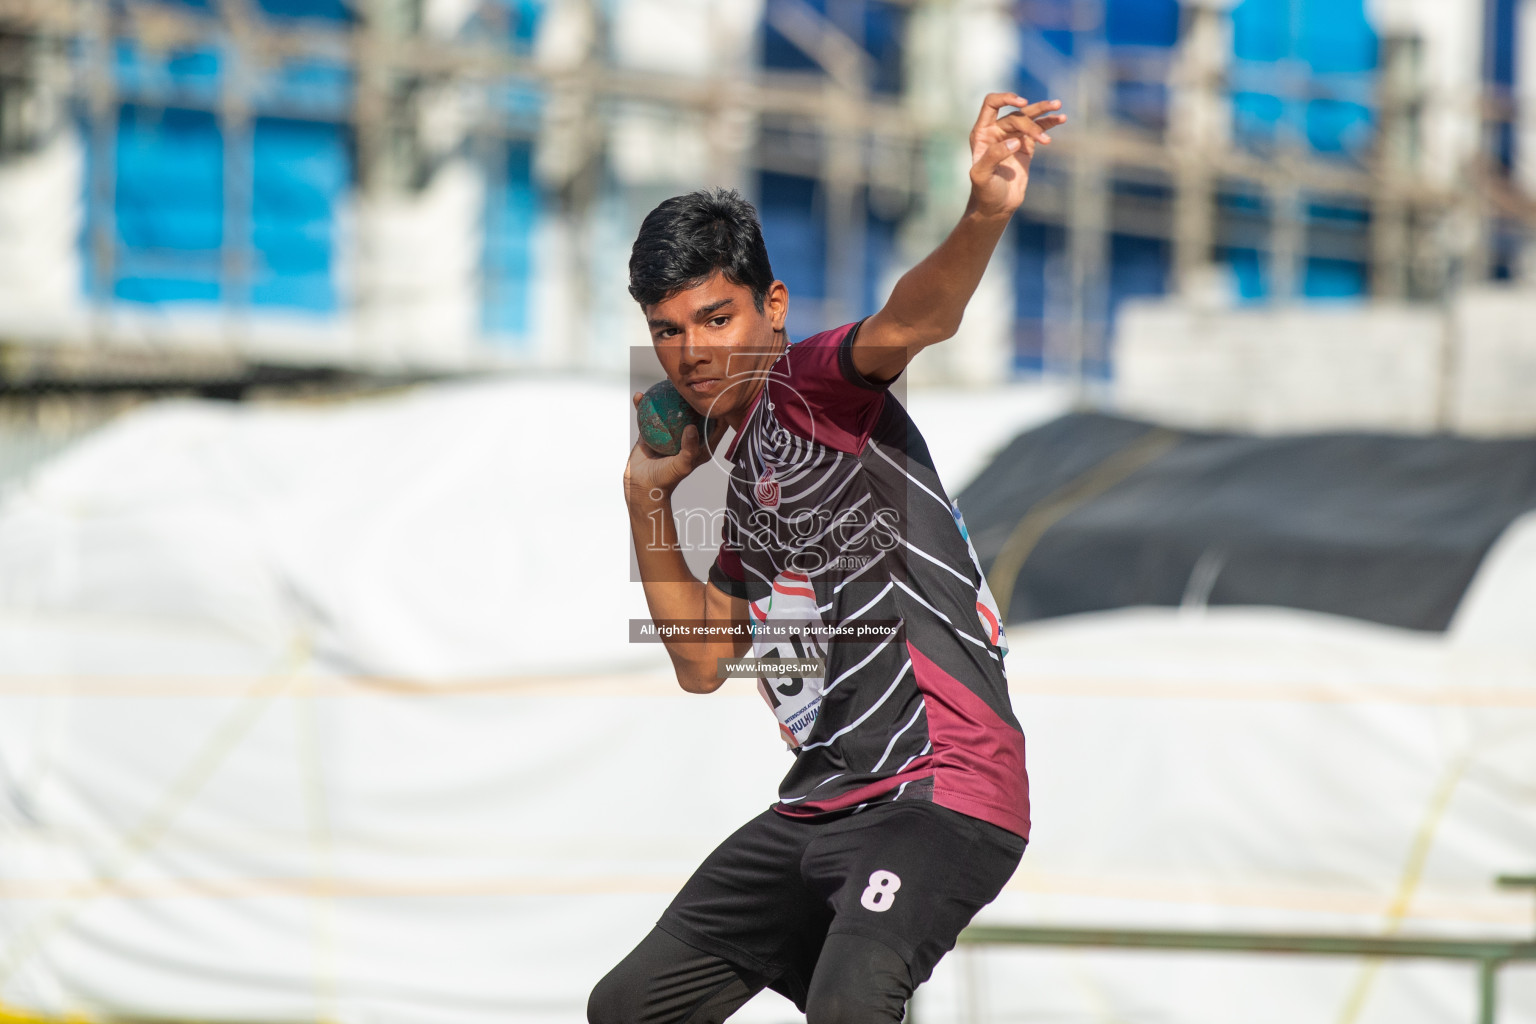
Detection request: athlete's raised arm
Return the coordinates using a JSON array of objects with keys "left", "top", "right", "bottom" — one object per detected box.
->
[
  {"left": 624, "top": 401, "right": 749, "bottom": 694},
  {"left": 853, "top": 92, "right": 1065, "bottom": 381}
]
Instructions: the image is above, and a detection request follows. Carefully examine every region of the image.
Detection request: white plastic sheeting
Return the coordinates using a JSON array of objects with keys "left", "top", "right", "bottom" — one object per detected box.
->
[{"left": 1, "top": 380, "right": 1534, "bottom": 1024}]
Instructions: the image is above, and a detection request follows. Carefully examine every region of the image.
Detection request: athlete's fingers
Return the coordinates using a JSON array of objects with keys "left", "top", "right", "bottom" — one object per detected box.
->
[
  {"left": 1033, "top": 113, "right": 1068, "bottom": 132},
  {"left": 633, "top": 391, "right": 643, "bottom": 408},
  {"left": 973, "top": 92, "right": 1028, "bottom": 136},
  {"left": 972, "top": 136, "right": 1023, "bottom": 178},
  {"left": 1006, "top": 98, "right": 1062, "bottom": 121},
  {"left": 998, "top": 112, "right": 1054, "bottom": 145},
  {"left": 678, "top": 423, "right": 701, "bottom": 464}
]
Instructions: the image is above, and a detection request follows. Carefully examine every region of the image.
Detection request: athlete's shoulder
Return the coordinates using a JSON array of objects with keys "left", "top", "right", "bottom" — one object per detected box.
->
[
  {"left": 776, "top": 321, "right": 876, "bottom": 390},
  {"left": 765, "top": 320, "right": 891, "bottom": 454}
]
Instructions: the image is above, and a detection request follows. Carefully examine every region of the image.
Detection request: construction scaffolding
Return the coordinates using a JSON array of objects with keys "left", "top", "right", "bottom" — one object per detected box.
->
[{"left": 0, "top": 0, "right": 1531, "bottom": 391}]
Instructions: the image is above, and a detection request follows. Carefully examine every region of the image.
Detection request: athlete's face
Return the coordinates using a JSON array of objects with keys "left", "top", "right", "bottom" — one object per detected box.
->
[{"left": 644, "top": 271, "right": 789, "bottom": 431}]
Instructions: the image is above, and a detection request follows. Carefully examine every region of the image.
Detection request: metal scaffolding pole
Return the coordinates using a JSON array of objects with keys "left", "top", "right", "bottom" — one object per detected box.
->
[
  {"left": 1371, "top": 32, "right": 1420, "bottom": 299},
  {"left": 81, "top": 0, "right": 116, "bottom": 350},
  {"left": 1169, "top": 0, "right": 1225, "bottom": 297},
  {"left": 215, "top": 0, "right": 254, "bottom": 345},
  {"left": 1063, "top": 53, "right": 1108, "bottom": 391}
]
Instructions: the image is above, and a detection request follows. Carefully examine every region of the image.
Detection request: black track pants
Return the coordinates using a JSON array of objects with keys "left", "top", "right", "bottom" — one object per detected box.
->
[{"left": 588, "top": 926, "right": 912, "bottom": 1024}]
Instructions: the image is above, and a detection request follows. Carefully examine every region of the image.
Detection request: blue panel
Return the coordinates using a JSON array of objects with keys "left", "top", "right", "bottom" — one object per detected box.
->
[
  {"left": 1305, "top": 98, "right": 1373, "bottom": 153},
  {"left": 1015, "top": 64, "right": 1052, "bottom": 105},
  {"left": 477, "top": 0, "right": 544, "bottom": 47},
  {"left": 1014, "top": 219, "right": 1049, "bottom": 323},
  {"left": 1109, "top": 233, "right": 1169, "bottom": 307},
  {"left": 115, "top": 274, "right": 221, "bottom": 303},
  {"left": 483, "top": 142, "right": 537, "bottom": 339},
  {"left": 1490, "top": 0, "right": 1517, "bottom": 84},
  {"left": 1306, "top": 198, "right": 1369, "bottom": 224},
  {"left": 113, "top": 42, "right": 221, "bottom": 105},
  {"left": 1232, "top": 0, "right": 1289, "bottom": 62},
  {"left": 262, "top": 58, "right": 353, "bottom": 118},
  {"left": 763, "top": 19, "right": 819, "bottom": 74},
  {"left": 462, "top": 0, "right": 542, "bottom": 49},
  {"left": 112, "top": 105, "right": 223, "bottom": 304},
  {"left": 113, "top": 112, "right": 223, "bottom": 233},
  {"left": 1490, "top": 0, "right": 1517, "bottom": 168},
  {"left": 1103, "top": 232, "right": 1170, "bottom": 375},
  {"left": 251, "top": 117, "right": 348, "bottom": 311},
  {"left": 1219, "top": 247, "right": 1268, "bottom": 301},
  {"left": 863, "top": 2, "right": 907, "bottom": 95},
  {"left": 510, "top": 0, "right": 543, "bottom": 46},
  {"left": 1304, "top": 257, "right": 1367, "bottom": 297},
  {"left": 762, "top": 0, "right": 906, "bottom": 94},
  {"left": 757, "top": 171, "right": 825, "bottom": 325},
  {"left": 254, "top": 0, "right": 352, "bottom": 21},
  {"left": 1298, "top": 0, "right": 1375, "bottom": 73},
  {"left": 1114, "top": 80, "right": 1169, "bottom": 129},
  {"left": 1012, "top": 217, "right": 1061, "bottom": 372},
  {"left": 1232, "top": 0, "right": 1377, "bottom": 152},
  {"left": 1105, "top": 0, "right": 1178, "bottom": 47}
]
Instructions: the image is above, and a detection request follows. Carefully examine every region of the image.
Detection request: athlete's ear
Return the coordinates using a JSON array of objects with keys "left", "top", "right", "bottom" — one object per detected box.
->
[{"left": 765, "top": 280, "right": 789, "bottom": 333}]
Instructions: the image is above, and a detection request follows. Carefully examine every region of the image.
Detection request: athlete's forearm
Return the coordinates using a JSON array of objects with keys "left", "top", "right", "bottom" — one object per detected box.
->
[
  {"left": 879, "top": 198, "right": 1012, "bottom": 348},
  {"left": 627, "top": 493, "right": 740, "bottom": 693}
]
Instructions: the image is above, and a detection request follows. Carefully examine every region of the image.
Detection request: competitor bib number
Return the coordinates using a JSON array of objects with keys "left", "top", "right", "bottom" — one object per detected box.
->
[{"left": 860, "top": 870, "right": 902, "bottom": 912}]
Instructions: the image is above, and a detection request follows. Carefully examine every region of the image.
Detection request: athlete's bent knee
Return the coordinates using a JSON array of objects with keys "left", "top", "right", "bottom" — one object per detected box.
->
[
  {"left": 586, "top": 967, "right": 634, "bottom": 1024},
  {"left": 804, "top": 934, "right": 912, "bottom": 1024}
]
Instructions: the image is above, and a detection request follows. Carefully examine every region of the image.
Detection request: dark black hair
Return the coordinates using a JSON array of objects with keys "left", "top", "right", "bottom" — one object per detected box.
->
[{"left": 628, "top": 188, "right": 775, "bottom": 311}]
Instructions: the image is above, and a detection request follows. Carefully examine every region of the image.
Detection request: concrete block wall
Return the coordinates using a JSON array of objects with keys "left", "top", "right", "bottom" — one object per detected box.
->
[
  {"left": 1114, "top": 288, "right": 1536, "bottom": 436},
  {"left": 1114, "top": 301, "right": 1446, "bottom": 433}
]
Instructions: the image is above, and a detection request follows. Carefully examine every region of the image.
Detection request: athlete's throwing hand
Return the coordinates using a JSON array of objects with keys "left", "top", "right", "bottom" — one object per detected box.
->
[
  {"left": 624, "top": 392, "right": 712, "bottom": 503},
  {"left": 968, "top": 93, "right": 1066, "bottom": 219}
]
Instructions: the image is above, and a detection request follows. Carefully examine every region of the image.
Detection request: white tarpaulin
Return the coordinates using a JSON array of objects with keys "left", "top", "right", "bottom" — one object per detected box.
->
[{"left": 1, "top": 379, "right": 1533, "bottom": 1024}]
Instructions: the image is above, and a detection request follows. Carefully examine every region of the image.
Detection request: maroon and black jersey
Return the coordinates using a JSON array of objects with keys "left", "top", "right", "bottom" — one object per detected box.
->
[{"left": 708, "top": 321, "right": 1030, "bottom": 839}]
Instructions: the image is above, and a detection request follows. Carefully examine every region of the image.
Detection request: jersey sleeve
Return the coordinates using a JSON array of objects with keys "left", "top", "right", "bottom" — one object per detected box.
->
[{"left": 767, "top": 318, "right": 899, "bottom": 454}]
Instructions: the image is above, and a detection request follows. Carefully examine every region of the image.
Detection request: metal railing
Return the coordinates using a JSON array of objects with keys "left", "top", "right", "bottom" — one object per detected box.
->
[{"left": 952, "top": 876, "right": 1536, "bottom": 1024}]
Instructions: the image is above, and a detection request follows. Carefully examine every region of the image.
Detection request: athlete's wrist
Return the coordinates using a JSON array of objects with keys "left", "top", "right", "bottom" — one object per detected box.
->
[{"left": 624, "top": 479, "right": 674, "bottom": 514}]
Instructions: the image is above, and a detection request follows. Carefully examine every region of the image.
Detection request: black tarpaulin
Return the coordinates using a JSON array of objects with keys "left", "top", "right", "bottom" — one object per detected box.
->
[{"left": 956, "top": 413, "right": 1536, "bottom": 632}]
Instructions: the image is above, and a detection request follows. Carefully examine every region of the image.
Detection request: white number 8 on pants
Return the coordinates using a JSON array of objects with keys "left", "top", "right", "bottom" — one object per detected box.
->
[{"left": 860, "top": 870, "right": 902, "bottom": 912}]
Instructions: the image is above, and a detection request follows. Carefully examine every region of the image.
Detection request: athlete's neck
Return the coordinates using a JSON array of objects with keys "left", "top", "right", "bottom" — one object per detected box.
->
[{"left": 720, "top": 330, "right": 788, "bottom": 431}]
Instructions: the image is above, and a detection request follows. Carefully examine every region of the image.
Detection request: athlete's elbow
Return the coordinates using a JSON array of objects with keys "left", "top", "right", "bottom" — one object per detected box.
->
[
  {"left": 678, "top": 672, "right": 724, "bottom": 694},
  {"left": 673, "top": 659, "right": 724, "bottom": 694},
  {"left": 920, "top": 316, "right": 962, "bottom": 345}
]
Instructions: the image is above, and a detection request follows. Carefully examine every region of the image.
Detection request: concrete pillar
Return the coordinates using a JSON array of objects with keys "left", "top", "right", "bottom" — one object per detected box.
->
[
  {"left": 1371, "top": 32, "right": 1421, "bottom": 299},
  {"left": 1170, "top": 0, "right": 1230, "bottom": 298},
  {"left": 900, "top": 0, "right": 1018, "bottom": 386},
  {"left": 1515, "top": 0, "right": 1536, "bottom": 280}
]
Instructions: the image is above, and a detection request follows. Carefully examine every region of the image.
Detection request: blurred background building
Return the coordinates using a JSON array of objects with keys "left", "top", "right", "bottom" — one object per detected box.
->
[{"left": 1, "top": 0, "right": 1534, "bottom": 407}]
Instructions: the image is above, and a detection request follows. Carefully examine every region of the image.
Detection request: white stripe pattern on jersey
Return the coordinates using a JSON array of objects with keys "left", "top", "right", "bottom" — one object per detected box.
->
[
  {"left": 829, "top": 548, "right": 888, "bottom": 594},
  {"left": 800, "top": 658, "right": 912, "bottom": 751},
  {"left": 901, "top": 535, "right": 976, "bottom": 586},
  {"left": 840, "top": 580, "right": 893, "bottom": 626},
  {"left": 893, "top": 578, "right": 1002, "bottom": 662},
  {"left": 822, "top": 627, "right": 898, "bottom": 695},
  {"left": 781, "top": 450, "right": 846, "bottom": 504},
  {"left": 870, "top": 698, "right": 927, "bottom": 772},
  {"left": 868, "top": 440, "right": 952, "bottom": 512},
  {"left": 779, "top": 772, "right": 847, "bottom": 804},
  {"left": 896, "top": 741, "right": 933, "bottom": 772}
]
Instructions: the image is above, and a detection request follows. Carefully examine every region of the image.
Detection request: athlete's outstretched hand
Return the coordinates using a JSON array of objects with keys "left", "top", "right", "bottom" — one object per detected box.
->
[
  {"left": 968, "top": 93, "right": 1065, "bottom": 219},
  {"left": 623, "top": 391, "right": 715, "bottom": 505}
]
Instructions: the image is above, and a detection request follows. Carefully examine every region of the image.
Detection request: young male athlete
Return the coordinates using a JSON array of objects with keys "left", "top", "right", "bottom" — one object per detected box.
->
[{"left": 593, "top": 93, "right": 1066, "bottom": 1023}]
